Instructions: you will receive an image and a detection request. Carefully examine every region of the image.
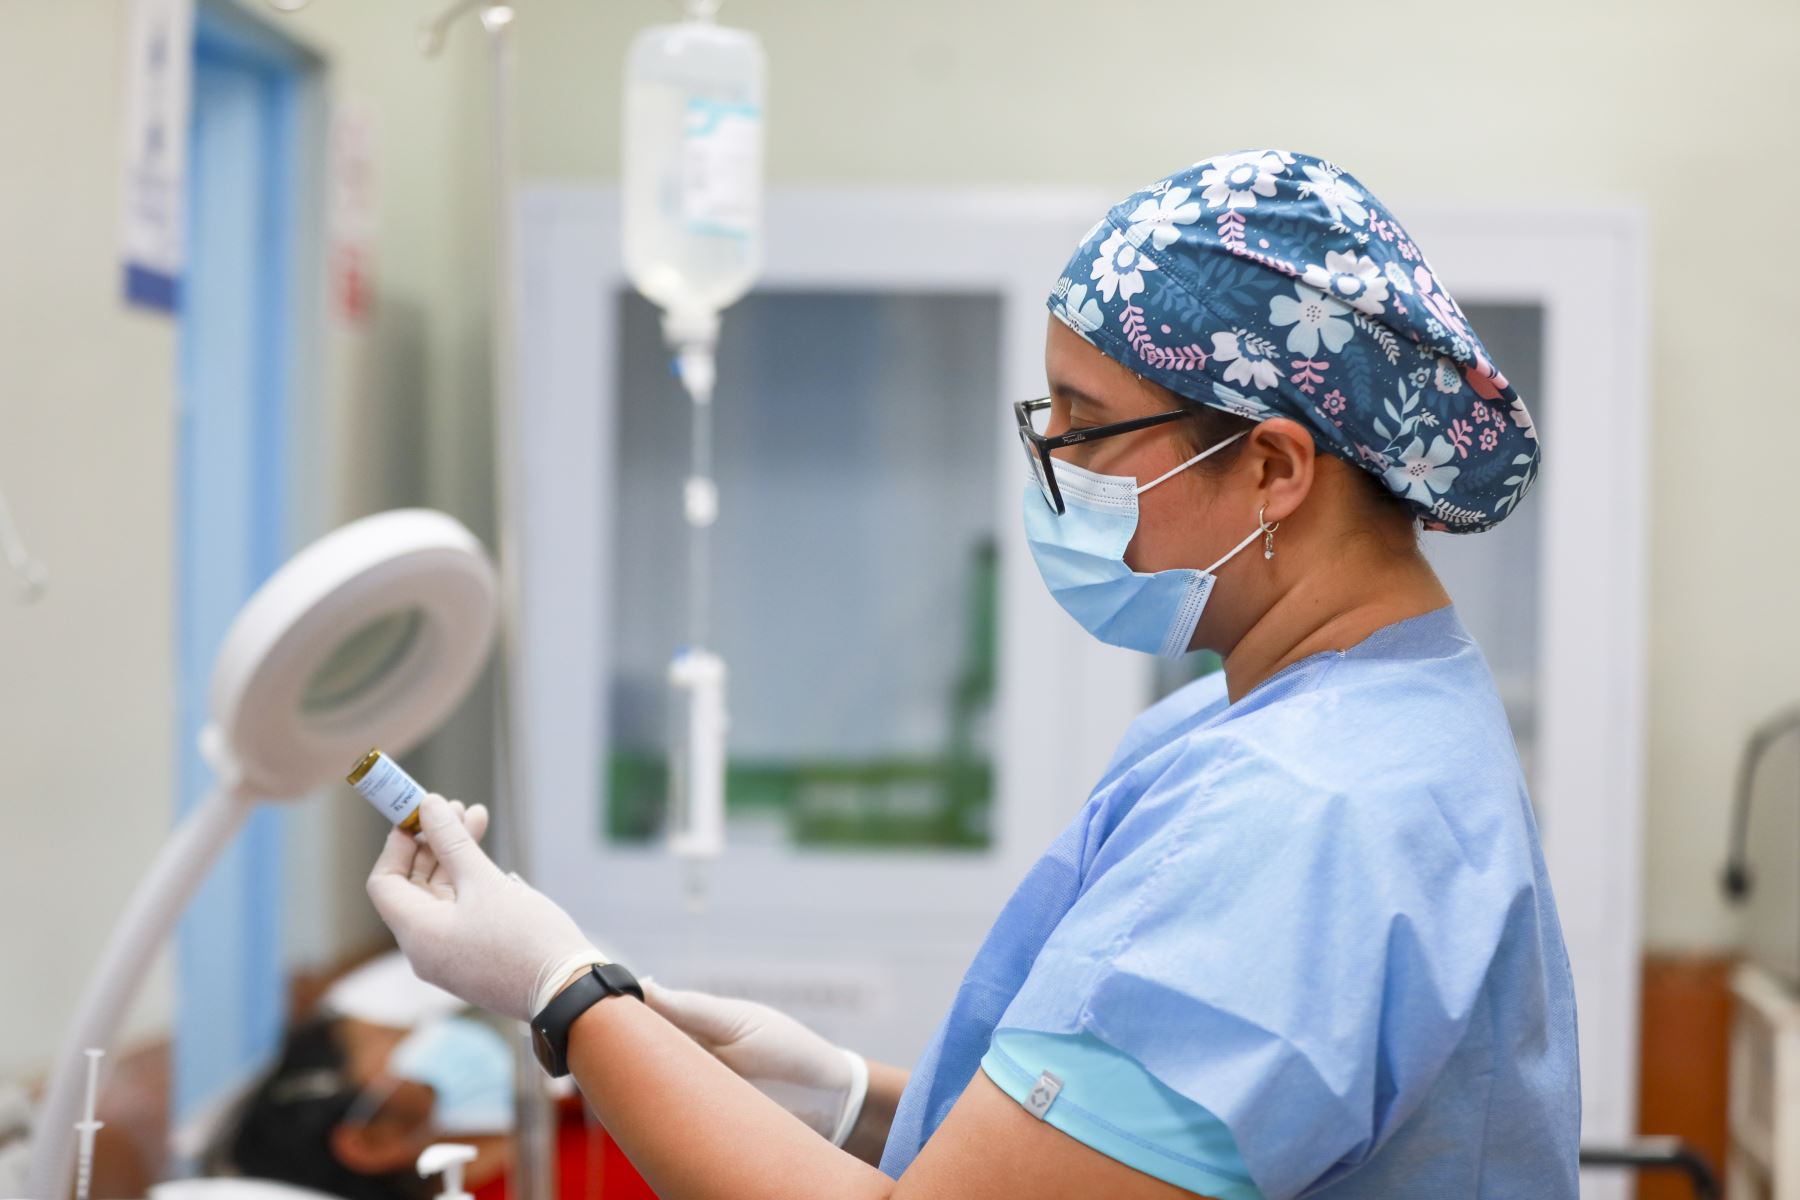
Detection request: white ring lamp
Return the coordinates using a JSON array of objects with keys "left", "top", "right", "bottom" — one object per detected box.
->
[
  {"left": 29, "top": 509, "right": 498, "bottom": 1200},
  {"left": 213, "top": 508, "right": 497, "bottom": 798}
]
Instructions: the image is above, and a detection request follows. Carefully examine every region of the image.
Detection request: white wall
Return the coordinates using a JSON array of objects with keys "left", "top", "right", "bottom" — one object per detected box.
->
[
  {"left": 0, "top": 0, "right": 493, "bottom": 1078},
  {"left": 507, "top": 0, "right": 1800, "bottom": 953}
]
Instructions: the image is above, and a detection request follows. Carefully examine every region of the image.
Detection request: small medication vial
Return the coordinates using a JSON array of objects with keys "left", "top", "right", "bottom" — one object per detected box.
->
[{"left": 347, "top": 748, "right": 425, "bottom": 834}]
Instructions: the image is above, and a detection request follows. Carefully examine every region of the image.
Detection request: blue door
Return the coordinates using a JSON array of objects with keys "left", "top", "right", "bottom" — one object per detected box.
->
[{"left": 175, "top": 6, "right": 306, "bottom": 1120}]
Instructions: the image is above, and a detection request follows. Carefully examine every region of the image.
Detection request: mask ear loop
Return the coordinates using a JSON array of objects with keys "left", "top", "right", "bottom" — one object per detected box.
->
[{"left": 1132, "top": 431, "right": 1249, "bottom": 496}]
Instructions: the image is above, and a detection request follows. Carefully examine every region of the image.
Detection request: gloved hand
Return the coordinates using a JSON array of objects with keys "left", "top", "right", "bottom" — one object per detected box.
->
[
  {"left": 644, "top": 981, "right": 869, "bottom": 1146},
  {"left": 367, "top": 793, "right": 609, "bottom": 1021}
]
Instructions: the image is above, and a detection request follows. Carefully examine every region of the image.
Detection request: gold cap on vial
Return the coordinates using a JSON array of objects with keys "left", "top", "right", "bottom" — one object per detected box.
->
[{"left": 347, "top": 748, "right": 383, "bottom": 787}]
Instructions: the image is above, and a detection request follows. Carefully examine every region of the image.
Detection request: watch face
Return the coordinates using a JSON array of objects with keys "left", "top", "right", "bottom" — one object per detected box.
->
[{"left": 531, "top": 1022, "right": 557, "bottom": 1075}]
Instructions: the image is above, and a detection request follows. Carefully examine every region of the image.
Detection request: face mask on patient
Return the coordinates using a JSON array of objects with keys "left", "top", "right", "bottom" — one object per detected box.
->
[
  {"left": 352, "top": 1016, "right": 516, "bottom": 1136},
  {"left": 223, "top": 1013, "right": 516, "bottom": 1200}
]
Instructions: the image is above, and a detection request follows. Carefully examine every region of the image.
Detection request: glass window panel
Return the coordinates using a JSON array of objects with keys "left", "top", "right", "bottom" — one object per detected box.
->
[
  {"left": 607, "top": 290, "right": 1003, "bottom": 850},
  {"left": 1420, "top": 302, "right": 1545, "bottom": 784}
]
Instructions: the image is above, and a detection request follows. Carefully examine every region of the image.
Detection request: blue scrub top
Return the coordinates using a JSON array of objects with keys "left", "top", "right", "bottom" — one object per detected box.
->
[{"left": 879, "top": 606, "right": 1580, "bottom": 1198}]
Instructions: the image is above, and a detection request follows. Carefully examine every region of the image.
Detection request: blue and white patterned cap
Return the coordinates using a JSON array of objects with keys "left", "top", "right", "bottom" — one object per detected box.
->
[{"left": 1049, "top": 149, "right": 1539, "bottom": 532}]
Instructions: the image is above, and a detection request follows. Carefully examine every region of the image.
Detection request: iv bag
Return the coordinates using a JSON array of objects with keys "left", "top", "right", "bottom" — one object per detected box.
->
[{"left": 622, "top": 11, "right": 765, "bottom": 329}]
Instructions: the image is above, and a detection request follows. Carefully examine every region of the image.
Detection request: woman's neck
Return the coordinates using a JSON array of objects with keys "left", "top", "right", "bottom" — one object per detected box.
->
[{"left": 1221, "top": 544, "right": 1451, "bottom": 704}]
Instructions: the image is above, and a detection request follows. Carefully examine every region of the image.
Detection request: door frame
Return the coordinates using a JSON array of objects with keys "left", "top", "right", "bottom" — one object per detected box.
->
[{"left": 174, "top": 0, "right": 323, "bottom": 1122}]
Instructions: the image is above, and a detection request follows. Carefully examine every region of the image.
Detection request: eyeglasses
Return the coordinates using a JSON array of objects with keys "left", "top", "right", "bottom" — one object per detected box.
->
[{"left": 1013, "top": 396, "right": 1196, "bottom": 515}]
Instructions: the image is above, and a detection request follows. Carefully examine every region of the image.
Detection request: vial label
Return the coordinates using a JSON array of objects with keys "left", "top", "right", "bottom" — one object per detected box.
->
[{"left": 353, "top": 754, "right": 424, "bottom": 825}]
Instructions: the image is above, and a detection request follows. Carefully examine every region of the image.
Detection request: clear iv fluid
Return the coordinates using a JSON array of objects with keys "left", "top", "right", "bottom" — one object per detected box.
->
[{"left": 622, "top": 14, "right": 765, "bottom": 326}]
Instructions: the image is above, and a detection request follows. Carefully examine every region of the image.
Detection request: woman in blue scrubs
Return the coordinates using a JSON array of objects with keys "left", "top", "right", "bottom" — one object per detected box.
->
[{"left": 368, "top": 149, "right": 1579, "bottom": 1199}]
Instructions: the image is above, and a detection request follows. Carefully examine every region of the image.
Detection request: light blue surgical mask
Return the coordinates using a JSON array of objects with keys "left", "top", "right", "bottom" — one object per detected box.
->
[
  {"left": 373, "top": 1015, "right": 515, "bottom": 1136},
  {"left": 1024, "top": 431, "right": 1268, "bottom": 658}
]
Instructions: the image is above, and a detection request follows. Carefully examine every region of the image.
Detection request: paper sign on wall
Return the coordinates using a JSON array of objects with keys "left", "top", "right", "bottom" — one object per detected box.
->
[
  {"left": 327, "top": 105, "right": 378, "bottom": 326},
  {"left": 119, "top": 0, "right": 193, "bottom": 312}
]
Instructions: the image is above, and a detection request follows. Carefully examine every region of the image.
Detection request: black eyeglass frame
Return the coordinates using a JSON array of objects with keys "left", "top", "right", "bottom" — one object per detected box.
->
[{"left": 1013, "top": 396, "right": 1195, "bottom": 515}]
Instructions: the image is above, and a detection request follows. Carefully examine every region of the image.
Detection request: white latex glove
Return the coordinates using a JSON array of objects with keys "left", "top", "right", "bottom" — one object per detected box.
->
[
  {"left": 367, "top": 793, "right": 608, "bottom": 1021},
  {"left": 644, "top": 981, "right": 869, "bottom": 1146}
]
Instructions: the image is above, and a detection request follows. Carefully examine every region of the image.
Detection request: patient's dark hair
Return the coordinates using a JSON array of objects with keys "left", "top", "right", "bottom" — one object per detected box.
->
[{"left": 222, "top": 1019, "right": 428, "bottom": 1200}]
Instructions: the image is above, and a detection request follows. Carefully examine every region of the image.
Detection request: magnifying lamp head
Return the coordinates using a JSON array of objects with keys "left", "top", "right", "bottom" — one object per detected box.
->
[{"left": 209, "top": 509, "right": 498, "bottom": 800}]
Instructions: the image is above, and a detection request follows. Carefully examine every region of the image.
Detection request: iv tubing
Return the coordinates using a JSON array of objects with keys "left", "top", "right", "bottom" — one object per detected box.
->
[{"left": 678, "top": 342, "right": 717, "bottom": 651}]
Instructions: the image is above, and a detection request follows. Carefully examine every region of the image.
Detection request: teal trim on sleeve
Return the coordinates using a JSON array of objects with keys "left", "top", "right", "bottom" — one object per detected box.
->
[{"left": 981, "top": 1030, "right": 1266, "bottom": 1200}]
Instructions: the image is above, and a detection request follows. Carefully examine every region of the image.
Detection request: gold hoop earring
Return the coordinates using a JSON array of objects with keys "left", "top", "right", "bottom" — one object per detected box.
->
[{"left": 1259, "top": 504, "right": 1280, "bottom": 561}]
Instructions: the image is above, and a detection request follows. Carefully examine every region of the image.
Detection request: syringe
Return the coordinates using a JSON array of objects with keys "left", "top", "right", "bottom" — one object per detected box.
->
[{"left": 74, "top": 1048, "right": 104, "bottom": 1200}]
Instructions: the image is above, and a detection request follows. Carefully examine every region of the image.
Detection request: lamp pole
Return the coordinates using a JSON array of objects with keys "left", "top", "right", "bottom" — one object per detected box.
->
[{"left": 27, "top": 735, "right": 252, "bottom": 1200}]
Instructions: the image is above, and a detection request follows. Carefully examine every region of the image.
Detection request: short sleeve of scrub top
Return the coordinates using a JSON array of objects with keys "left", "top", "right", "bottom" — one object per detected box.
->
[{"left": 981, "top": 1029, "right": 1266, "bottom": 1199}]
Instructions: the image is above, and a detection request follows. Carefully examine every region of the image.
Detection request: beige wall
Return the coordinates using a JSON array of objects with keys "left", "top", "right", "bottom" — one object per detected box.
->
[
  {"left": 0, "top": 0, "right": 183, "bottom": 1078},
  {"left": 0, "top": 0, "right": 492, "bottom": 1077},
  {"left": 504, "top": 0, "right": 1799, "bottom": 952}
]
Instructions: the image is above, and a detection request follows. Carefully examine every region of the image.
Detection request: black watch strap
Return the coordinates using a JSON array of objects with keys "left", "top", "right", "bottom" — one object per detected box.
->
[{"left": 529, "top": 961, "right": 643, "bottom": 1078}]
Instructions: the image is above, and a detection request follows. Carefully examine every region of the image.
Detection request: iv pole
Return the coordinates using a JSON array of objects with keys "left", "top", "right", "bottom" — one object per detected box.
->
[{"left": 417, "top": 9, "right": 557, "bottom": 1200}]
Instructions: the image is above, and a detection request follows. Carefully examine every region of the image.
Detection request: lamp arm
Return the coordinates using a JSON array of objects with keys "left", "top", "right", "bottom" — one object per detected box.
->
[{"left": 27, "top": 777, "right": 251, "bottom": 1200}]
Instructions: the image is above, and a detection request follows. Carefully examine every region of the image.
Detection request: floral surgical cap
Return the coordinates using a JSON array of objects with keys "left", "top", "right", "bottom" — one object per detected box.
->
[{"left": 1048, "top": 149, "right": 1539, "bottom": 532}]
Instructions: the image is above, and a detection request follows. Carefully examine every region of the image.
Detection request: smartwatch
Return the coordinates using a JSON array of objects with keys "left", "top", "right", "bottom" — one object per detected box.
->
[{"left": 529, "top": 961, "right": 644, "bottom": 1078}]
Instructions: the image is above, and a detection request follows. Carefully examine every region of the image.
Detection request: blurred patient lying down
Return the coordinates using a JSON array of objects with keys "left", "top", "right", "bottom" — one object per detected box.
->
[{"left": 211, "top": 954, "right": 654, "bottom": 1200}]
